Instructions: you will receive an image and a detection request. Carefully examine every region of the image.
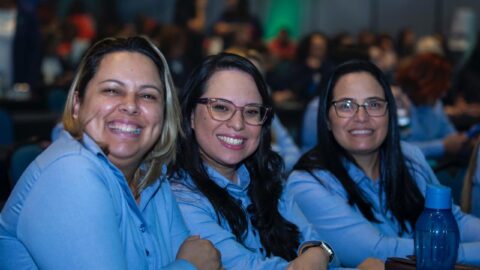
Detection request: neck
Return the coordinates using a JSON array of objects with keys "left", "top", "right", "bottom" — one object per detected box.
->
[
  {"left": 216, "top": 166, "right": 238, "bottom": 184},
  {"left": 353, "top": 152, "right": 381, "bottom": 180}
]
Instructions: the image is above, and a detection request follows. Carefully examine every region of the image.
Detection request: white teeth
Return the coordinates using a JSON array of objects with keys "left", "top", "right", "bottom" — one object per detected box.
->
[
  {"left": 108, "top": 123, "right": 141, "bottom": 135},
  {"left": 218, "top": 135, "right": 244, "bottom": 145},
  {"left": 350, "top": 130, "right": 372, "bottom": 135}
]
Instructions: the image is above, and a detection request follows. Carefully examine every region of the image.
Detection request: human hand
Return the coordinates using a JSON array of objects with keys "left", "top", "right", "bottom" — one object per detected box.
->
[
  {"left": 357, "top": 257, "right": 385, "bottom": 270},
  {"left": 286, "top": 246, "right": 328, "bottom": 270},
  {"left": 444, "top": 133, "right": 469, "bottom": 154},
  {"left": 176, "top": 235, "right": 222, "bottom": 270}
]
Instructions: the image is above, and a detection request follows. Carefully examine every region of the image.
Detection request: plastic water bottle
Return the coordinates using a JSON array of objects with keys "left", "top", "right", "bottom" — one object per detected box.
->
[{"left": 415, "top": 185, "right": 460, "bottom": 270}]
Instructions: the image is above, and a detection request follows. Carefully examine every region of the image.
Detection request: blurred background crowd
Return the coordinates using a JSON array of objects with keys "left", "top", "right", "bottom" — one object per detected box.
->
[{"left": 2, "top": 0, "right": 480, "bottom": 212}]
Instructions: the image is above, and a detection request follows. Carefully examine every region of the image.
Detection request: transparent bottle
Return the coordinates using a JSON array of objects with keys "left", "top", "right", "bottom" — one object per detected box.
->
[{"left": 415, "top": 185, "right": 460, "bottom": 270}]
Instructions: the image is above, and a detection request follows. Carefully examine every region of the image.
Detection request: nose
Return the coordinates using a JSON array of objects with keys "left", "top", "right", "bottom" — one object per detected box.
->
[
  {"left": 226, "top": 109, "right": 245, "bottom": 130},
  {"left": 119, "top": 94, "right": 139, "bottom": 115},
  {"left": 354, "top": 105, "right": 369, "bottom": 122}
]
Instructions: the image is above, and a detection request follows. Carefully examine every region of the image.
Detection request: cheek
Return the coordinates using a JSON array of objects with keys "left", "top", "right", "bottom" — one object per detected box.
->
[{"left": 143, "top": 104, "right": 164, "bottom": 124}]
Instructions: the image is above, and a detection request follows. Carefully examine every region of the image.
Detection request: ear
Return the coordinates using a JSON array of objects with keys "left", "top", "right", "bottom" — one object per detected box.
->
[{"left": 73, "top": 91, "right": 80, "bottom": 119}]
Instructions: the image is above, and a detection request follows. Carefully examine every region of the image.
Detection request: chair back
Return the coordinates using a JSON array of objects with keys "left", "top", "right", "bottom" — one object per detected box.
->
[
  {"left": 10, "top": 144, "right": 43, "bottom": 186},
  {"left": 0, "top": 108, "right": 13, "bottom": 145},
  {"left": 47, "top": 89, "right": 67, "bottom": 114}
]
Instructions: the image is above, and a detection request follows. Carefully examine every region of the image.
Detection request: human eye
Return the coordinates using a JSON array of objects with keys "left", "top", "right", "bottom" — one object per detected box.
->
[
  {"left": 102, "top": 88, "right": 119, "bottom": 95},
  {"left": 337, "top": 101, "right": 354, "bottom": 111},
  {"left": 211, "top": 101, "right": 232, "bottom": 113},
  {"left": 244, "top": 106, "right": 261, "bottom": 118},
  {"left": 139, "top": 90, "right": 160, "bottom": 101},
  {"left": 366, "top": 100, "right": 385, "bottom": 110}
]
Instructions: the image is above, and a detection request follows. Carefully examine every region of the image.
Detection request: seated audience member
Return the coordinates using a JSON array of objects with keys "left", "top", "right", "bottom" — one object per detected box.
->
[
  {"left": 169, "top": 53, "right": 382, "bottom": 270},
  {"left": 283, "top": 60, "right": 480, "bottom": 267},
  {"left": 461, "top": 141, "right": 480, "bottom": 218},
  {"left": 396, "top": 53, "right": 468, "bottom": 160},
  {"left": 288, "top": 32, "right": 333, "bottom": 104},
  {"left": 0, "top": 36, "right": 220, "bottom": 269}
]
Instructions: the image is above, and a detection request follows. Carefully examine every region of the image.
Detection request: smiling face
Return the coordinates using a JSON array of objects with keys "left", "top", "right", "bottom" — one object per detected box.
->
[
  {"left": 191, "top": 69, "right": 263, "bottom": 179},
  {"left": 73, "top": 51, "right": 164, "bottom": 179},
  {"left": 328, "top": 71, "right": 388, "bottom": 160}
]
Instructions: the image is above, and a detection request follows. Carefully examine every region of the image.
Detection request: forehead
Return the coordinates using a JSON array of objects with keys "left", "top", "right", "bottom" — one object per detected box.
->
[
  {"left": 332, "top": 71, "right": 385, "bottom": 100},
  {"left": 95, "top": 52, "right": 161, "bottom": 80},
  {"left": 203, "top": 69, "right": 262, "bottom": 104}
]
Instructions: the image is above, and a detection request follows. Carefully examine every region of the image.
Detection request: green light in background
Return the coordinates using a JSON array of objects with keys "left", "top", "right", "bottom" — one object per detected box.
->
[{"left": 264, "top": 0, "right": 300, "bottom": 40}]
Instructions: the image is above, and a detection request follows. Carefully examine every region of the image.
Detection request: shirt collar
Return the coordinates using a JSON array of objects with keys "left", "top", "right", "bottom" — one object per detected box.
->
[
  {"left": 342, "top": 157, "right": 382, "bottom": 188},
  {"left": 205, "top": 164, "right": 251, "bottom": 193}
]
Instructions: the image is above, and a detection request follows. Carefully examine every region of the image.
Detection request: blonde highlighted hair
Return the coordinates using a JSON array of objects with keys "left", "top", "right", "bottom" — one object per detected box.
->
[{"left": 62, "top": 36, "right": 182, "bottom": 193}]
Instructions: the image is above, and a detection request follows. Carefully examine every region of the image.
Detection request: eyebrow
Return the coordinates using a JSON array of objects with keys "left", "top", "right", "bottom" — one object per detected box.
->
[
  {"left": 98, "top": 79, "right": 162, "bottom": 92},
  {"left": 335, "top": 96, "right": 385, "bottom": 102}
]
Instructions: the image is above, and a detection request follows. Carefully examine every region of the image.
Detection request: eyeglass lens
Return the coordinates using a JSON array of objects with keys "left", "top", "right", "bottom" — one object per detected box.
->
[
  {"left": 208, "top": 99, "right": 267, "bottom": 125},
  {"left": 334, "top": 100, "right": 387, "bottom": 117}
]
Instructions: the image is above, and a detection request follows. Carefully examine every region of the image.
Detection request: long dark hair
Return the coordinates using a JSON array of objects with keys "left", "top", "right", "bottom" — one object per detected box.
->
[
  {"left": 294, "top": 60, "right": 424, "bottom": 234},
  {"left": 171, "top": 53, "right": 300, "bottom": 260}
]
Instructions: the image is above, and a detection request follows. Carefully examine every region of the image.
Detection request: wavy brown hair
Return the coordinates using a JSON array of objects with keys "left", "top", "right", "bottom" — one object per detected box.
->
[{"left": 395, "top": 53, "right": 453, "bottom": 105}]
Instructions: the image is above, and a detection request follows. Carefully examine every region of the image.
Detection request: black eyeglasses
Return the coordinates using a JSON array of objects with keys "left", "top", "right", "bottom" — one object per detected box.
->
[
  {"left": 197, "top": 98, "right": 271, "bottom": 126},
  {"left": 331, "top": 99, "right": 388, "bottom": 118}
]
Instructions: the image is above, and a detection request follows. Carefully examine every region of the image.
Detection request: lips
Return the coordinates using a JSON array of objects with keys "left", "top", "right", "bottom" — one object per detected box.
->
[
  {"left": 217, "top": 135, "right": 245, "bottom": 146},
  {"left": 108, "top": 122, "right": 142, "bottom": 135}
]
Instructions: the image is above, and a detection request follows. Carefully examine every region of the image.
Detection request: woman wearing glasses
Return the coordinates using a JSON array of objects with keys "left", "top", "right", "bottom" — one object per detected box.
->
[
  {"left": 168, "top": 53, "right": 350, "bottom": 269},
  {"left": 283, "top": 60, "right": 480, "bottom": 267}
]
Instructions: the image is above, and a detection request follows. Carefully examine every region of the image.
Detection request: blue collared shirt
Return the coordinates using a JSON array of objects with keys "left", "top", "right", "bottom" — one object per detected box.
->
[
  {"left": 300, "top": 97, "right": 319, "bottom": 153},
  {"left": 170, "top": 164, "right": 347, "bottom": 270},
  {"left": 283, "top": 142, "right": 480, "bottom": 267},
  {"left": 271, "top": 115, "right": 302, "bottom": 173},
  {"left": 0, "top": 131, "right": 194, "bottom": 270},
  {"left": 402, "top": 101, "right": 457, "bottom": 159}
]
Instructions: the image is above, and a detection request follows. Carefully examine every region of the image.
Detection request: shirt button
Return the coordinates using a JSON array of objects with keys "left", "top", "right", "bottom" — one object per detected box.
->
[
  {"left": 140, "top": 224, "right": 146, "bottom": 232},
  {"left": 145, "top": 249, "right": 150, "bottom": 256}
]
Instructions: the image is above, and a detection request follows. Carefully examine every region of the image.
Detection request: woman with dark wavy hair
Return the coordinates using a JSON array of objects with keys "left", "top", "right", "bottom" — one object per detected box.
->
[
  {"left": 283, "top": 60, "right": 480, "bottom": 267},
  {"left": 169, "top": 53, "right": 335, "bottom": 269}
]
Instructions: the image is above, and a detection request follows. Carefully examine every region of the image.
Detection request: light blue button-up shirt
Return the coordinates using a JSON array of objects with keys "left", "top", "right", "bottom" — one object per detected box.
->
[
  {"left": 0, "top": 131, "right": 195, "bottom": 269},
  {"left": 283, "top": 142, "right": 480, "bottom": 268},
  {"left": 402, "top": 100, "right": 457, "bottom": 159},
  {"left": 300, "top": 97, "right": 319, "bottom": 153},
  {"left": 170, "top": 165, "right": 349, "bottom": 270}
]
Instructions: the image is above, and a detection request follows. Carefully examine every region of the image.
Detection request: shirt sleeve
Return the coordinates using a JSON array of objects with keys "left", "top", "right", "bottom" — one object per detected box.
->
[
  {"left": 16, "top": 155, "right": 128, "bottom": 269},
  {"left": 284, "top": 171, "right": 413, "bottom": 267},
  {"left": 174, "top": 191, "right": 289, "bottom": 270},
  {"left": 406, "top": 139, "right": 446, "bottom": 159}
]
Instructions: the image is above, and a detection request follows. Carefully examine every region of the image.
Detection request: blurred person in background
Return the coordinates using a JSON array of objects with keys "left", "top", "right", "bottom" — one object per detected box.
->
[{"left": 395, "top": 52, "right": 469, "bottom": 161}]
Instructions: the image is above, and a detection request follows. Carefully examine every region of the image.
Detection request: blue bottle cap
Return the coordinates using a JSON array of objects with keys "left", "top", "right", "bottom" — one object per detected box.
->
[{"left": 425, "top": 184, "right": 452, "bottom": 209}]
